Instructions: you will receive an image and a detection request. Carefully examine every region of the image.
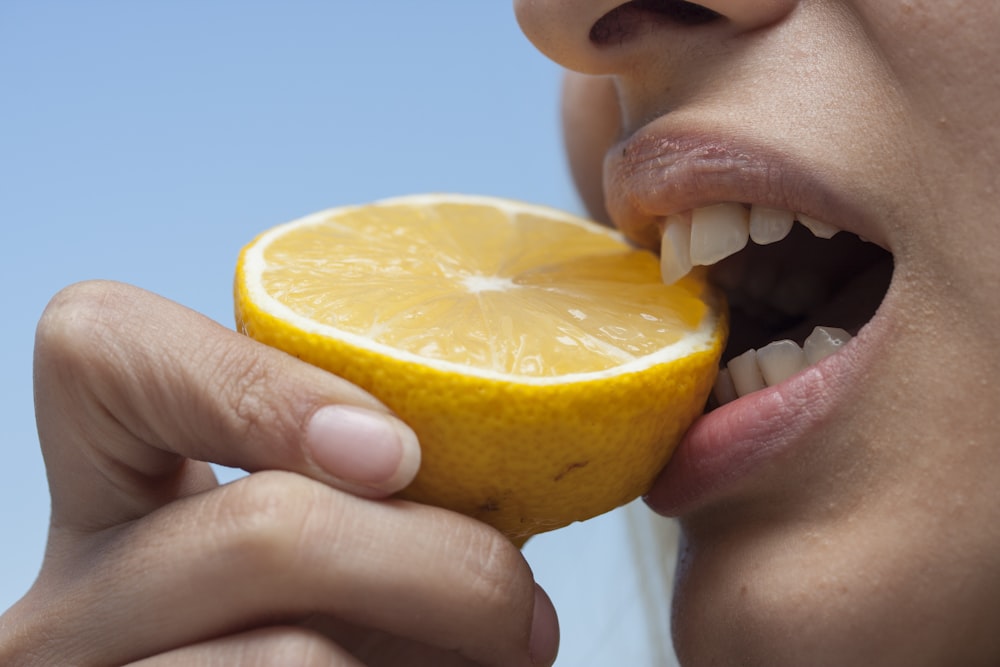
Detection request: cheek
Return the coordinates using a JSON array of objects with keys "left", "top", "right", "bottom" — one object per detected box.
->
[{"left": 854, "top": 2, "right": 1000, "bottom": 168}]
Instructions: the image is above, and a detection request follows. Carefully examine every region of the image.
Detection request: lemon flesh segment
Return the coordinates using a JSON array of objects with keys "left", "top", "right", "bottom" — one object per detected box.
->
[{"left": 234, "top": 194, "right": 727, "bottom": 544}]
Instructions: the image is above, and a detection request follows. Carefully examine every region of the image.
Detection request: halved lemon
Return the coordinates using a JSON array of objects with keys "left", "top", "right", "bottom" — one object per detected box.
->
[{"left": 234, "top": 194, "right": 726, "bottom": 544}]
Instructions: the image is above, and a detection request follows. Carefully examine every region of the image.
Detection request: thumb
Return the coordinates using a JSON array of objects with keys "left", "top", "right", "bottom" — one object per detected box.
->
[{"left": 34, "top": 280, "right": 421, "bottom": 531}]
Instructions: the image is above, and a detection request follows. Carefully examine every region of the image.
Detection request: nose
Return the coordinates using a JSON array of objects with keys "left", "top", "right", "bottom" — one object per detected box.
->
[{"left": 515, "top": 0, "right": 799, "bottom": 74}]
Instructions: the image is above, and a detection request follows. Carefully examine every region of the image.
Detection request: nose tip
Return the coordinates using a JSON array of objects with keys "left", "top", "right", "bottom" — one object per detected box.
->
[
  {"left": 514, "top": 0, "right": 618, "bottom": 74},
  {"left": 515, "top": 0, "right": 799, "bottom": 75}
]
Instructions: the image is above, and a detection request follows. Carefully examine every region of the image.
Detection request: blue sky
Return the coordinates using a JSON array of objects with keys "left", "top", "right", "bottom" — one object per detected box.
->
[{"left": 1, "top": 3, "right": 675, "bottom": 664}]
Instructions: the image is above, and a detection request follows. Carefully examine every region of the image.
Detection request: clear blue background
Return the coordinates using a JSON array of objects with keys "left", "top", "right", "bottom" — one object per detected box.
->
[{"left": 1, "top": 3, "right": 677, "bottom": 664}]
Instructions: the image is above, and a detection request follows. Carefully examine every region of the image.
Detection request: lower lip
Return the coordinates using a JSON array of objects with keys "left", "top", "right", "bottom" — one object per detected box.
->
[{"left": 644, "top": 318, "right": 881, "bottom": 517}]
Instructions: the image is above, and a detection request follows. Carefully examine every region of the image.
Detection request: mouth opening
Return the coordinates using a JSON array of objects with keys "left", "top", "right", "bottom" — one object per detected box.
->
[{"left": 660, "top": 207, "right": 894, "bottom": 409}]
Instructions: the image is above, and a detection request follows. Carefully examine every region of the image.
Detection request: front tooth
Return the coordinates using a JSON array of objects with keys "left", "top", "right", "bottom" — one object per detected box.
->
[
  {"left": 727, "top": 348, "right": 766, "bottom": 396},
  {"left": 749, "top": 206, "right": 795, "bottom": 245},
  {"left": 756, "top": 339, "right": 808, "bottom": 386},
  {"left": 660, "top": 215, "right": 693, "bottom": 284},
  {"left": 690, "top": 203, "right": 749, "bottom": 266},
  {"left": 797, "top": 213, "right": 840, "bottom": 239},
  {"left": 803, "top": 326, "right": 853, "bottom": 364}
]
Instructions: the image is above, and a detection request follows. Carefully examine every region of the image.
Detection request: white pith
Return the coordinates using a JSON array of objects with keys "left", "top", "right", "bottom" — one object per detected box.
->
[{"left": 659, "top": 202, "right": 861, "bottom": 406}]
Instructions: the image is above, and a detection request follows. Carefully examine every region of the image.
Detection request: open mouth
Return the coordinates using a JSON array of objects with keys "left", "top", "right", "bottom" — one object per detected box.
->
[{"left": 657, "top": 202, "right": 893, "bottom": 408}]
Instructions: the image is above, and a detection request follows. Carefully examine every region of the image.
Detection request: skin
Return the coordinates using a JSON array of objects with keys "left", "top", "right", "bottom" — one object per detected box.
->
[
  {"left": 516, "top": 0, "right": 1000, "bottom": 665},
  {"left": 3, "top": 2, "right": 998, "bottom": 666},
  {"left": 0, "top": 282, "right": 559, "bottom": 666}
]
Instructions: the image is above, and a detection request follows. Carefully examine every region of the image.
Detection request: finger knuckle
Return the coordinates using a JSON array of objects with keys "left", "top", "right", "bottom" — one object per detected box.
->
[
  {"left": 208, "top": 340, "right": 297, "bottom": 451},
  {"left": 35, "top": 280, "right": 130, "bottom": 375},
  {"left": 210, "top": 471, "right": 322, "bottom": 575}
]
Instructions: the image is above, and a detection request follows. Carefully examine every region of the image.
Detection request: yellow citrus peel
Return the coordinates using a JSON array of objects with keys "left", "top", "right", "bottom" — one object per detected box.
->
[{"left": 234, "top": 194, "right": 726, "bottom": 545}]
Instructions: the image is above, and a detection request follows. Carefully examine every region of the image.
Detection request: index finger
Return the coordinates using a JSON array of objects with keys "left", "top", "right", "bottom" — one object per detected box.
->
[{"left": 33, "top": 280, "right": 421, "bottom": 530}]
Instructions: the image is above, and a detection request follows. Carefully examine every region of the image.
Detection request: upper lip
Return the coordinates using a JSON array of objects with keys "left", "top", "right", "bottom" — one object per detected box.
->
[{"left": 603, "top": 119, "right": 887, "bottom": 251}]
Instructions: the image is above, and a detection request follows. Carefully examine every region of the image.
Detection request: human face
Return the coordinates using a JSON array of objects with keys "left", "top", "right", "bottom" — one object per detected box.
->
[{"left": 515, "top": 1, "right": 1000, "bottom": 665}]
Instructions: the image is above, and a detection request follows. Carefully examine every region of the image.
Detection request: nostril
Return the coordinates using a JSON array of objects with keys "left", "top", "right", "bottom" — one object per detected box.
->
[{"left": 590, "top": 0, "right": 721, "bottom": 46}]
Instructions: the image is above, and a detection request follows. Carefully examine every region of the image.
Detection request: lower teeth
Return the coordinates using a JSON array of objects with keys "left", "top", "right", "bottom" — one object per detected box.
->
[
  {"left": 757, "top": 339, "right": 807, "bottom": 385},
  {"left": 802, "top": 326, "right": 852, "bottom": 364},
  {"left": 713, "top": 326, "right": 852, "bottom": 405}
]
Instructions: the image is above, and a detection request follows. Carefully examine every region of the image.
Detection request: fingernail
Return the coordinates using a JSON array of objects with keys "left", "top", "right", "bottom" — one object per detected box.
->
[
  {"left": 305, "top": 405, "right": 419, "bottom": 487},
  {"left": 529, "top": 585, "right": 560, "bottom": 666}
]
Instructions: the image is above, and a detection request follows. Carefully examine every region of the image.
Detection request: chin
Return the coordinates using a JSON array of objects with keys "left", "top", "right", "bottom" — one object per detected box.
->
[{"left": 668, "top": 500, "right": 1000, "bottom": 667}]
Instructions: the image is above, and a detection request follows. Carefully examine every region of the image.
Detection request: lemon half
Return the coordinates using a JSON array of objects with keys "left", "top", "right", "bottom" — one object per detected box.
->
[{"left": 234, "top": 194, "right": 726, "bottom": 544}]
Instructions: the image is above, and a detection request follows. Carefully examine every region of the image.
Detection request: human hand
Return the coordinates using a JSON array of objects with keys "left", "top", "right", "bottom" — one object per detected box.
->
[{"left": 0, "top": 280, "right": 558, "bottom": 666}]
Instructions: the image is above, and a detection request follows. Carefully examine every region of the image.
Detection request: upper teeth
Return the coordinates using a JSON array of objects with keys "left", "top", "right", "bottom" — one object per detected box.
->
[
  {"left": 690, "top": 203, "right": 750, "bottom": 267},
  {"left": 660, "top": 203, "right": 840, "bottom": 285},
  {"left": 749, "top": 206, "right": 794, "bottom": 245}
]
